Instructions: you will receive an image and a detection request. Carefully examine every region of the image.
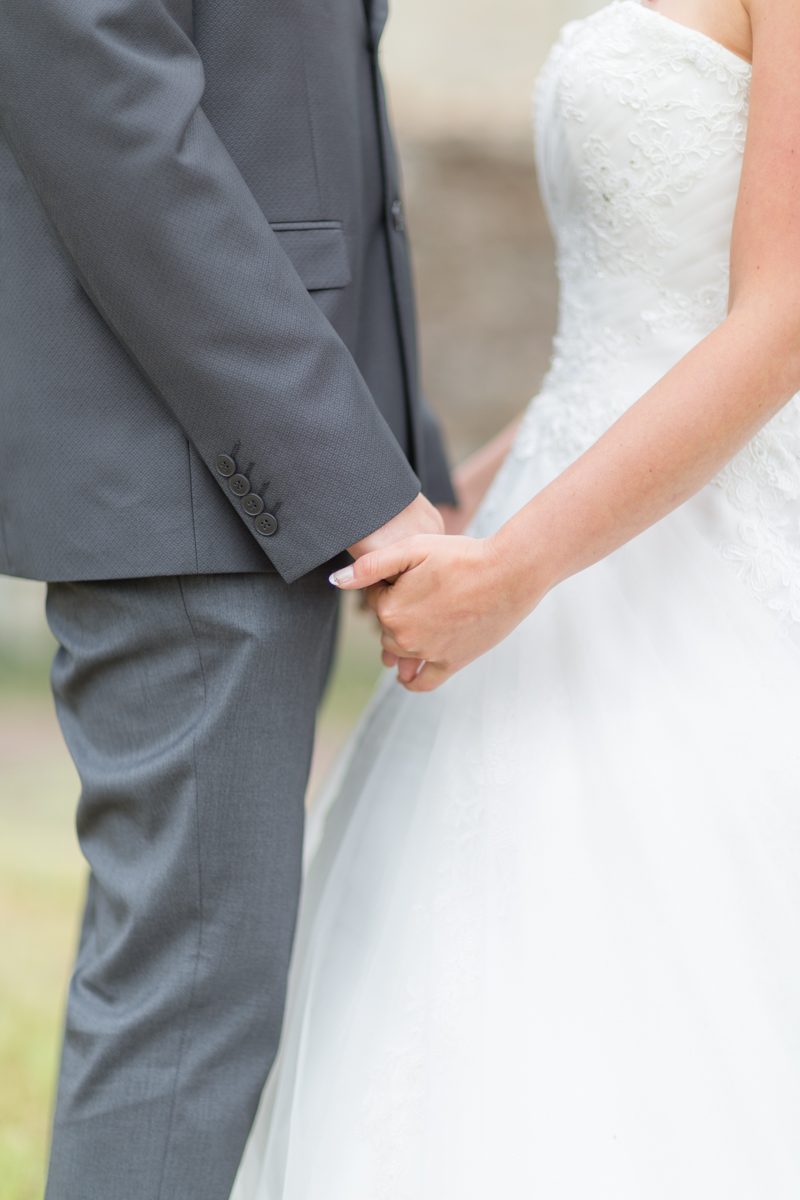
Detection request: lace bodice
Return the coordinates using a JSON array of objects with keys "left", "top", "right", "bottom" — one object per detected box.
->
[{"left": 508, "top": 0, "right": 800, "bottom": 632}]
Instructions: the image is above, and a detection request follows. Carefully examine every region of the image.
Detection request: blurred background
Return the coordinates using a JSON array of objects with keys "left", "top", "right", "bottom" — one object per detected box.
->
[{"left": 0, "top": 1, "right": 602, "bottom": 1195}]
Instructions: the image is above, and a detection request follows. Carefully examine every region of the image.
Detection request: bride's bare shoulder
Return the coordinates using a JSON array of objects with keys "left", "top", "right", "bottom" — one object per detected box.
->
[{"left": 641, "top": 0, "right": 752, "bottom": 64}]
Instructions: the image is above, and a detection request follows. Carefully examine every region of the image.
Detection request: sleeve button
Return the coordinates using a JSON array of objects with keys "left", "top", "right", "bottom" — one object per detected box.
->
[
  {"left": 215, "top": 455, "right": 236, "bottom": 477},
  {"left": 255, "top": 512, "right": 278, "bottom": 536},
  {"left": 242, "top": 493, "right": 264, "bottom": 516},
  {"left": 229, "top": 473, "right": 250, "bottom": 497}
]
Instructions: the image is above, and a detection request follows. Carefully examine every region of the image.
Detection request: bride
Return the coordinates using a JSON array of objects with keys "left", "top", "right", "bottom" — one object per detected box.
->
[{"left": 234, "top": 0, "right": 800, "bottom": 1195}]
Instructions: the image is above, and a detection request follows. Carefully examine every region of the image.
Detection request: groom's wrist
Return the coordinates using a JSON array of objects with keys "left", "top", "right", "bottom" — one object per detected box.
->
[{"left": 348, "top": 492, "right": 444, "bottom": 559}]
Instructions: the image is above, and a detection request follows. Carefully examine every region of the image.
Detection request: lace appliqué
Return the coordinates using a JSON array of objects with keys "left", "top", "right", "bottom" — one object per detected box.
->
[
  {"left": 511, "top": 316, "right": 631, "bottom": 469},
  {"left": 506, "top": 2, "right": 754, "bottom": 488},
  {"left": 641, "top": 264, "right": 731, "bottom": 333},
  {"left": 713, "top": 399, "right": 800, "bottom": 631},
  {"left": 541, "top": 2, "right": 749, "bottom": 292}
]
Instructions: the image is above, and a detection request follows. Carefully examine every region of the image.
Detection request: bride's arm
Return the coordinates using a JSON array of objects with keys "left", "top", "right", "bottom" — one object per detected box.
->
[{"left": 334, "top": 0, "right": 800, "bottom": 691}]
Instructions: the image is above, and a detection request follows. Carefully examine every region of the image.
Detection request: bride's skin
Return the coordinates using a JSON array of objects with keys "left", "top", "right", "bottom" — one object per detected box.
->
[{"left": 334, "top": 0, "right": 797, "bottom": 693}]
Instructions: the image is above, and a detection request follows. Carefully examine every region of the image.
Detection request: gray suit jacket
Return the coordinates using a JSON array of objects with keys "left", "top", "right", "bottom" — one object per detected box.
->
[{"left": 0, "top": 0, "right": 454, "bottom": 584}]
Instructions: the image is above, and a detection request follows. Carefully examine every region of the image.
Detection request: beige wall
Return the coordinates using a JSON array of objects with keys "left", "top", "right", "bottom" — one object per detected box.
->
[{"left": 382, "top": 0, "right": 605, "bottom": 140}]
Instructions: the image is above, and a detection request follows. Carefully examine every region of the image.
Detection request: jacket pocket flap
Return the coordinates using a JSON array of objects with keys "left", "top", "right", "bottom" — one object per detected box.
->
[{"left": 271, "top": 222, "right": 352, "bottom": 291}]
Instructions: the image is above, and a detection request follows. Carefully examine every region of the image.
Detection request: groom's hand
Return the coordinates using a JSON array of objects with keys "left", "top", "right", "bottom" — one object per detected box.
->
[
  {"left": 347, "top": 493, "right": 444, "bottom": 560},
  {"left": 330, "top": 534, "right": 538, "bottom": 692},
  {"left": 345, "top": 495, "right": 444, "bottom": 685}
]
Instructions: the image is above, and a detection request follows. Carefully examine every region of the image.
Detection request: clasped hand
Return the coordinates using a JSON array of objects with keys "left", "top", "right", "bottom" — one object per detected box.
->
[{"left": 332, "top": 532, "right": 537, "bottom": 692}]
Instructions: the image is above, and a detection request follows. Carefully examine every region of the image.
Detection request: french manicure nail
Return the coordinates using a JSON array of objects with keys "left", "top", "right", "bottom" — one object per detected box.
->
[{"left": 329, "top": 566, "right": 355, "bottom": 587}]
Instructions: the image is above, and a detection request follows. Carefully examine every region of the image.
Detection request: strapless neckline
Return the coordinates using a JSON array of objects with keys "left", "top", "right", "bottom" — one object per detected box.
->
[{"left": 630, "top": 0, "right": 752, "bottom": 71}]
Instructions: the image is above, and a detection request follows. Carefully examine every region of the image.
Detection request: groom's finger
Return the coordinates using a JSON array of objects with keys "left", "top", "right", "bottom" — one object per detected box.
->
[
  {"left": 363, "top": 579, "right": 391, "bottom": 615},
  {"left": 379, "top": 628, "right": 422, "bottom": 660}
]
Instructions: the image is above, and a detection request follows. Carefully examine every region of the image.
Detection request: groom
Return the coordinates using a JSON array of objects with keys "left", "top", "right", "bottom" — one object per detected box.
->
[{"left": 0, "top": 0, "right": 453, "bottom": 1196}]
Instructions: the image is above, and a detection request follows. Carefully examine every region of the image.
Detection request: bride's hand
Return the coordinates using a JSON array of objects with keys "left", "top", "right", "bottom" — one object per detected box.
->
[{"left": 329, "top": 534, "right": 544, "bottom": 692}]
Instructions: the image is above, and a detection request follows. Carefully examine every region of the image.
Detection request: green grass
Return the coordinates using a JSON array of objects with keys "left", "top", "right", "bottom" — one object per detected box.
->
[
  {"left": 319, "top": 594, "right": 384, "bottom": 728},
  {"left": 0, "top": 593, "right": 383, "bottom": 1199},
  {"left": 0, "top": 645, "right": 55, "bottom": 705},
  {"left": 0, "top": 704, "right": 83, "bottom": 1200}
]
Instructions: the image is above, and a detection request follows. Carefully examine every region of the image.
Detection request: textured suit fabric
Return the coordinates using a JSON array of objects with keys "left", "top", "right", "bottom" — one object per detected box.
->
[
  {"left": 45, "top": 572, "right": 339, "bottom": 1200},
  {"left": 0, "top": 0, "right": 454, "bottom": 585}
]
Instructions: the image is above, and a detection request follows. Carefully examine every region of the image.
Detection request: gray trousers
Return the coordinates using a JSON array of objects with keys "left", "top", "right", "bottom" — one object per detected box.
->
[{"left": 44, "top": 571, "right": 339, "bottom": 1200}]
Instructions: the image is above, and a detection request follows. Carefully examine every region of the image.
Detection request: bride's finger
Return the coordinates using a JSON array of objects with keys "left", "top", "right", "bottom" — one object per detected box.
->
[{"left": 329, "top": 539, "right": 427, "bottom": 591}]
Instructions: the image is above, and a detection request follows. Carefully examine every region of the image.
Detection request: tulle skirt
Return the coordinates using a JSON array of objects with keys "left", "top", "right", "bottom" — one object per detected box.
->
[{"left": 231, "top": 439, "right": 800, "bottom": 1200}]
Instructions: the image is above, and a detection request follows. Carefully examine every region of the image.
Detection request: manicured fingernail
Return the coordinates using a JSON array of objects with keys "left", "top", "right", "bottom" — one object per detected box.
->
[{"left": 328, "top": 566, "right": 355, "bottom": 587}]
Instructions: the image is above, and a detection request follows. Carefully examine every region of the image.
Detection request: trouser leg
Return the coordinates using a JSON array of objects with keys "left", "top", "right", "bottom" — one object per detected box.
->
[{"left": 44, "top": 571, "right": 338, "bottom": 1200}]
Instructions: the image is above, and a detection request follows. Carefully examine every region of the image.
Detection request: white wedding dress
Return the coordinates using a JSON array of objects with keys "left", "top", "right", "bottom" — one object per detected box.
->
[{"left": 232, "top": 4, "right": 800, "bottom": 1196}]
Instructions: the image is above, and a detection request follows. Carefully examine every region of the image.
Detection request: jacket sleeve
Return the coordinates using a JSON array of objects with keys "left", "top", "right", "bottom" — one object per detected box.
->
[
  {"left": 418, "top": 397, "right": 457, "bottom": 507},
  {"left": 0, "top": 0, "right": 421, "bottom": 583}
]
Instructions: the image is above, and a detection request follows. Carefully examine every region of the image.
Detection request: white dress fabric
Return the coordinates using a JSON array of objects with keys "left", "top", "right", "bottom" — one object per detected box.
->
[{"left": 232, "top": 5, "right": 800, "bottom": 1196}]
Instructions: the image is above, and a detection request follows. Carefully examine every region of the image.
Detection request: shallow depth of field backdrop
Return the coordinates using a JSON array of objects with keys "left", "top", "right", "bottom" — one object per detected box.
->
[{"left": 0, "top": 1, "right": 602, "bottom": 1195}]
